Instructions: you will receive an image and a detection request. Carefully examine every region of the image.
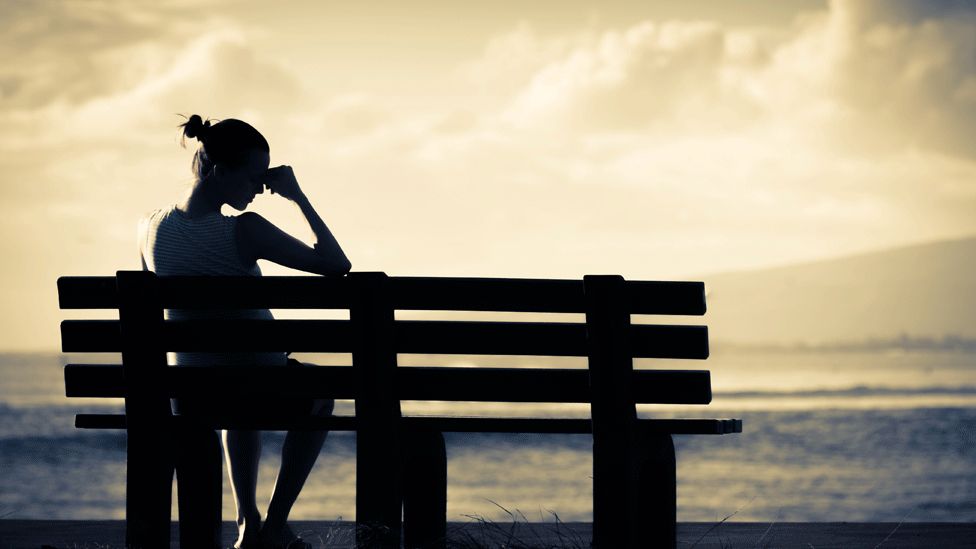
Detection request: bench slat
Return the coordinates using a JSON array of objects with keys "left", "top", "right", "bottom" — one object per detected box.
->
[
  {"left": 64, "top": 364, "right": 713, "bottom": 404},
  {"left": 392, "top": 277, "right": 706, "bottom": 315},
  {"left": 61, "top": 320, "right": 708, "bottom": 359},
  {"left": 57, "top": 276, "right": 706, "bottom": 315},
  {"left": 60, "top": 320, "right": 119, "bottom": 352},
  {"left": 74, "top": 413, "right": 741, "bottom": 434},
  {"left": 58, "top": 277, "right": 118, "bottom": 309}
]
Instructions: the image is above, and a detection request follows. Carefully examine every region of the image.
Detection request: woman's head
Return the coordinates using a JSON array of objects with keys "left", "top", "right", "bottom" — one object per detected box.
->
[{"left": 179, "top": 114, "right": 270, "bottom": 210}]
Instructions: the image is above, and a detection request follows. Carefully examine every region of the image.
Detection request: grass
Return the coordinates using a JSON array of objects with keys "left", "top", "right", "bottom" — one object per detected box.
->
[
  {"left": 30, "top": 497, "right": 924, "bottom": 549},
  {"left": 444, "top": 499, "right": 589, "bottom": 549},
  {"left": 24, "top": 510, "right": 734, "bottom": 549},
  {"left": 287, "top": 516, "right": 356, "bottom": 548},
  {"left": 28, "top": 503, "right": 588, "bottom": 549},
  {"left": 687, "top": 495, "right": 757, "bottom": 549}
]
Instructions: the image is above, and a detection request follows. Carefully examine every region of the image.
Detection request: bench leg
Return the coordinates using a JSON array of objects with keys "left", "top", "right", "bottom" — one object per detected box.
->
[
  {"left": 176, "top": 426, "right": 223, "bottom": 549},
  {"left": 592, "top": 428, "right": 636, "bottom": 548},
  {"left": 593, "top": 429, "right": 676, "bottom": 549},
  {"left": 402, "top": 429, "right": 447, "bottom": 549},
  {"left": 356, "top": 430, "right": 403, "bottom": 549},
  {"left": 126, "top": 427, "right": 174, "bottom": 549},
  {"left": 634, "top": 432, "right": 676, "bottom": 549}
]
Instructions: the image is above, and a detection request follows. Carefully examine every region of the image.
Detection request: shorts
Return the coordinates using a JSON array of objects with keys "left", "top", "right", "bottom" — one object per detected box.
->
[{"left": 170, "top": 358, "right": 335, "bottom": 421}]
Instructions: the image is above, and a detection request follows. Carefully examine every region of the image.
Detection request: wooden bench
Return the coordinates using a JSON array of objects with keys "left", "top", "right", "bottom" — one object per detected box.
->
[{"left": 58, "top": 270, "right": 741, "bottom": 549}]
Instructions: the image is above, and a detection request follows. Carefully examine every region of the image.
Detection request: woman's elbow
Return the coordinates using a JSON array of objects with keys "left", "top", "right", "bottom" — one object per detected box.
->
[{"left": 317, "top": 257, "right": 351, "bottom": 276}]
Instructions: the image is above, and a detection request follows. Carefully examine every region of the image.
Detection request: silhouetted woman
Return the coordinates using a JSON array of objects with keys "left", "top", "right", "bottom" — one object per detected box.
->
[{"left": 139, "top": 114, "right": 351, "bottom": 549}]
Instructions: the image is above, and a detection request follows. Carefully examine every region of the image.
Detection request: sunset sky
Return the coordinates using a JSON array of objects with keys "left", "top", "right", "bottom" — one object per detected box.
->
[{"left": 1, "top": 0, "right": 975, "bottom": 350}]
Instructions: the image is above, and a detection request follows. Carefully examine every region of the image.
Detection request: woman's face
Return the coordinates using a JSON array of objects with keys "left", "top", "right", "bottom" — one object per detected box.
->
[{"left": 218, "top": 149, "right": 271, "bottom": 211}]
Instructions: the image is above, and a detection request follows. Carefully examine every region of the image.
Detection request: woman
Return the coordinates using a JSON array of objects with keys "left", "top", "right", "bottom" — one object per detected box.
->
[{"left": 139, "top": 114, "right": 351, "bottom": 549}]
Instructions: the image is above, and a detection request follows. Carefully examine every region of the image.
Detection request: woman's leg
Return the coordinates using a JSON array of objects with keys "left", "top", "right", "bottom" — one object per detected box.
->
[
  {"left": 222, "top": 429, "right": 263, "bottom": 545},
  {"left": 261, "top": 397, "right": 334, "bottom": 540}
]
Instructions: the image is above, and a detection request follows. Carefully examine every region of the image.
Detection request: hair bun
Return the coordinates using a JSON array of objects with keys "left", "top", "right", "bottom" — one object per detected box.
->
[{"left": 181, "top": 114, "right": 211, "bottom": 143}]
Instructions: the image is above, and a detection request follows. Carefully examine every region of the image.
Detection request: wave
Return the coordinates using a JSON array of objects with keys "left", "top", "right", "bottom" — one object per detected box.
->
[
  {"left": 0, "top": 432, "right": 125, "bottom": 452},
  {"left": 2, "top": 385, "right": 975, "bottom": 438},
  {"left": 714, "top": 385, "right": 976, "bottom": 399}
]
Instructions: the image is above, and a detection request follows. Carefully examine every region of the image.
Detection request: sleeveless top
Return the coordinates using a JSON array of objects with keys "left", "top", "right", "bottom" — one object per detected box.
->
[{"left": 138, "top": 205, "right": 288, "bottom": 367}]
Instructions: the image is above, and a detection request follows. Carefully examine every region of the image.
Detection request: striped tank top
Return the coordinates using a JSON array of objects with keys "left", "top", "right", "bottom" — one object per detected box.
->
[{"left": 138, "top": 205, "right": 288, "bottom": 367}]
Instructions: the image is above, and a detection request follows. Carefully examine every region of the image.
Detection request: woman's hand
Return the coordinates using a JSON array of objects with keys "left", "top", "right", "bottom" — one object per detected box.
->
[{"left": 265, "top": 165, "right": 304, "bottom": 202}]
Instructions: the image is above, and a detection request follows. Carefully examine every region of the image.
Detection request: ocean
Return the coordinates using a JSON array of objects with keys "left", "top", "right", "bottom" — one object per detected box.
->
[{"left": 1, "top": 348, "right": 974, "bottom": 524}]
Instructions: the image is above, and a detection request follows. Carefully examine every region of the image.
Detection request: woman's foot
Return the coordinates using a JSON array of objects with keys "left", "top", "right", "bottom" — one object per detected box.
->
[
  {"left": 232, "top": 530, "right": 263, "bottom": 549},
  {"left": 285, "top": 538, "right": 312, "bottom": 549},
  {"left": 233, "top": 513, "right": 263, "bottom": 549},
  {"left": 258, "top": 520, "right": 299, "bottom": 549}
]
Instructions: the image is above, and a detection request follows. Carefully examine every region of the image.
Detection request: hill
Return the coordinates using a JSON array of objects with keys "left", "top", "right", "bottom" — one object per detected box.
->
[{"left": 696, "top": 235, "right": 976, "bottom": 346}]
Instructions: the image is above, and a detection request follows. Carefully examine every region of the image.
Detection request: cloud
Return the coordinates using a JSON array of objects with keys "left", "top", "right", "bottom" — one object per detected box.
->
[
  {"left": 299, "top": 94, "right": 393, "bottom": 138},
  {"left": 476, "top": 0, "right": 975, "bottom": 160},
  {"left": 0, "top": 1, "right": 195, "bottom": 109},
  {"left": 500, "top": 21, "right": 765, "bottom": 133},
  {"left": 0, "top": 18, "right": 311, "bottom": 246},
  {"left": 457, "top": 21, "right": 582, "bottom": 99},
  {"left": 815, "top": 0, "right": 976, "bottom": 158},
  {"left": 0, "top": 31, "right": 308, "bottom": 154},
  {"left": 837, "top": 0, "right": 975, "bottom": 24},
  {"left": 0, "top": 0, "right": 310, "bottom": 154},
  {"left": 347, "top": 0, "right": 976, "bottom": 281}
]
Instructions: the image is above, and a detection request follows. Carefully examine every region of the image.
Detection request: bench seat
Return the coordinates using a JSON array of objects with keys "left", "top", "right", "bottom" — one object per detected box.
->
[{"left": 75, "top": 413, "right": 743, "bottom": 435}]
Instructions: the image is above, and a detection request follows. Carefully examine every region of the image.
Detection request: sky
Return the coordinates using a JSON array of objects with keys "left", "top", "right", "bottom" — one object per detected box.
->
[{"left": 1, "top": 0, "right": 975, "bottom": 350}]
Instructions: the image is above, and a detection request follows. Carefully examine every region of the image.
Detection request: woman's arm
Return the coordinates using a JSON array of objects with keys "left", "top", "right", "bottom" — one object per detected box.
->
[
  {"left": 137, "top": 217, "right": 149, "bottom": 271},
  {"left": 236, "top": 212, "right": 351, "bottom": 275},
  {"left": 294, "top": 192, "right": 349, "bottom": 267},
  {"left": 236, "top": 165, "right": 352, "bottom": 276}
]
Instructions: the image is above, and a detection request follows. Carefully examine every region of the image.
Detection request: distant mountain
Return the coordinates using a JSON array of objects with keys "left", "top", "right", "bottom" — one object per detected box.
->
[{"left": 697, "top": 235, "right": 976, "bottom": 346}]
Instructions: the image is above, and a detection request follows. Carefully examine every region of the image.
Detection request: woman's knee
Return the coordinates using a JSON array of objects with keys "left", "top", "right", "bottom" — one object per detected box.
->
[{"left": 311, "top": 397, "right": 334, "bottom": 417}]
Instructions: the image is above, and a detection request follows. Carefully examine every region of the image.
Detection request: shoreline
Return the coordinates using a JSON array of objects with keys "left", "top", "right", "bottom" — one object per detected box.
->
[{"left": 2, "top": 520, "right": 975, "bottom": 548}]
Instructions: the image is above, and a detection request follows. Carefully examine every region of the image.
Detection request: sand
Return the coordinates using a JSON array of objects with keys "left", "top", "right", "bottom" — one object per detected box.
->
[{"left": 1, "top": 520, "right": 974, "bottom": 548}]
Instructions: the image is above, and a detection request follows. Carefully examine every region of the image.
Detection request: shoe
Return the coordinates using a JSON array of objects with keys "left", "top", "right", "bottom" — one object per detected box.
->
[
  {"left": 286, "top": 538, "right": 312, "bottom": 549},
  {"left": 232, "top": 533, "right": 263, "bottom": 549},
  {"left": 258, "top": 522, "right": 301, "bottom": 549}
]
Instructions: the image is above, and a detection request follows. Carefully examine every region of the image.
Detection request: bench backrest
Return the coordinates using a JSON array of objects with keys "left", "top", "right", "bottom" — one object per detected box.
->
[{"left": 59, "top": 271, "right": 711, "bottom": 408}]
